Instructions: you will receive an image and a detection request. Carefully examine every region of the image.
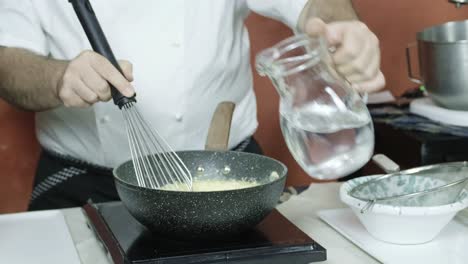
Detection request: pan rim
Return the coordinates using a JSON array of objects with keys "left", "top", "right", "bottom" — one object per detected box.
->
[{"left": 113, "top": 150, "right": 288, "bottom": 193}]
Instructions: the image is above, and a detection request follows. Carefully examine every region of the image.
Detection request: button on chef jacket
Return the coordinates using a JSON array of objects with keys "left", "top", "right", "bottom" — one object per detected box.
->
[{"left": 0, "top": 0, "right": 308, "bottom": 168}]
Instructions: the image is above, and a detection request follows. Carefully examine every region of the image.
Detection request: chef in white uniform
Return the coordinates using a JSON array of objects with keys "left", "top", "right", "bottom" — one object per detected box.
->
[{"left": 0, "top": 0, "right": 385, "bottom": 210}]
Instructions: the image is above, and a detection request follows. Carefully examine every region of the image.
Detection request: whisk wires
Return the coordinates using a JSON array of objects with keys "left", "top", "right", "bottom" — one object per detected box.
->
[{"left": 122, "top": 102, "right": 193, "bottom": 190}]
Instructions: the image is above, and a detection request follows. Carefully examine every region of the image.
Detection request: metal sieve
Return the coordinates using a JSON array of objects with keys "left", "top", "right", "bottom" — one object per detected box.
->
[{"left": 349, "top": 154, "right": 468, "bottom": 213}]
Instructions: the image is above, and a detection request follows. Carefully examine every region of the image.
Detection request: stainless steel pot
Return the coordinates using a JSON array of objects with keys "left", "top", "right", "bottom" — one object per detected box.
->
[
  {"left": 407, "top": 20, "right": 468, "bottom": 111},
  {"left": 449, "top": 0, "right": 468, "bottom": 8}
]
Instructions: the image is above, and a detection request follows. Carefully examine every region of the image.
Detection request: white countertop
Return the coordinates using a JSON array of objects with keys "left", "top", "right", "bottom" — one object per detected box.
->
[{"left": 61, "top": 182, "right": 379, "bottom": 264}]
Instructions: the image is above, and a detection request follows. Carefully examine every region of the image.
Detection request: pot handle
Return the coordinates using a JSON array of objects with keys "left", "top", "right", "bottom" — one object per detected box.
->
[{"left": 406, "top": 43, "right": 423, "bottom": 84}]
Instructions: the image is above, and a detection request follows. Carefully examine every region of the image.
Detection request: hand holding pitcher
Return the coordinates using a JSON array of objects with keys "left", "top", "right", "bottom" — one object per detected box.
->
[
  {"left": 256, "top": 34, "right": 375, "bottom": 180},
  {"left": 304, "top": 18, "right": 385, "bottom": 93}
]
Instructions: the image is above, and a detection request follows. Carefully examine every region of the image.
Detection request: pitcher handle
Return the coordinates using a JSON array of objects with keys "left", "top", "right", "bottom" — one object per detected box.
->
[
  {"left": 360, "top": 92, "right": 368, "bottom": 104},
  {"left": 341, "top": 76, "right": 368, "bottom": 104},
  {"left": 406, "top": 43, "right": 423, "bottom": 84}
]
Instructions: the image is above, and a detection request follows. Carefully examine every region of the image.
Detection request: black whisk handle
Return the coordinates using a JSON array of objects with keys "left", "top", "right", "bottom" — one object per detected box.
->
[{"left": 69, "top": 0, "right": 135, "bottom": 108}]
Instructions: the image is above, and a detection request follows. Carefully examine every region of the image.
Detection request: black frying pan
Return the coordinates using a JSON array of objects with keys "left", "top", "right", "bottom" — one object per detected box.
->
[{"left": 113, "top": 102, "right": 287, "bottom": 240}]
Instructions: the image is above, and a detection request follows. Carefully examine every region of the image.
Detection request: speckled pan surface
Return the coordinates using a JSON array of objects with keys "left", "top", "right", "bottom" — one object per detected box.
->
[{"left": 113, "top": 150, "right": 287, "bottom": 240}]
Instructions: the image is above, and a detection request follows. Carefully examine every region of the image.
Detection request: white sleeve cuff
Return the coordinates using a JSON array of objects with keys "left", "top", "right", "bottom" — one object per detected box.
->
[{"left": 247, "top": 0, "right": 309, "bottom": 29}]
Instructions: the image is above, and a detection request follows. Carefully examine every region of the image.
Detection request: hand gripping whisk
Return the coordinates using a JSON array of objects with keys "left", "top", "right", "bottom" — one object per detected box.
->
[{"left": 70, "top": 0, "right": 193, "bottom": 190}]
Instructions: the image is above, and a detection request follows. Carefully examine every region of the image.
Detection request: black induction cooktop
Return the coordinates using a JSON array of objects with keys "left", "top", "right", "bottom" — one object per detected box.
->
[{"left": 82, "top": 201, "right": 326, "bottom": 264}]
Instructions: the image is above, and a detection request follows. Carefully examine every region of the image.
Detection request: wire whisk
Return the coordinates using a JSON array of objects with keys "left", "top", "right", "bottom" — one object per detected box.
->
[
  {"left": 122, "top": 102, "right": 193, "bottom": 190},
  {"left": 70, "top": 0, "right": 193, "bottom": 191}
]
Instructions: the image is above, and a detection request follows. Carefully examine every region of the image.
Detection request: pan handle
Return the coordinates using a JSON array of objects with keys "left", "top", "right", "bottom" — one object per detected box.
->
[
  {"left": 205, "top": 102, "right": 236, "bottom": 151},
  {"left": 405, "top": 42, "right": 423, "bottom": 84},
  {"left": 372, "top": 154, "right": 401, "bottom": 174},
  {"left": 68, "top": 0, "right": 135, "bottom": 108}
]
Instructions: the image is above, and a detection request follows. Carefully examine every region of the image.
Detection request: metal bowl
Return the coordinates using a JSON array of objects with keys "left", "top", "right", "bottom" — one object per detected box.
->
[
  {"left": 414, "top": 20, "right": 468, "bottom": 110},
  {"left": 113, "top": 150, "right": 287, "bottom": 240}
]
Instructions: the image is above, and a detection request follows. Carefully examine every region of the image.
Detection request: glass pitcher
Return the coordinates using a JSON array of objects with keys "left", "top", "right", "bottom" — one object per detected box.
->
[{"left": 256, "top": 34, "right": 374, "bottom": 180}]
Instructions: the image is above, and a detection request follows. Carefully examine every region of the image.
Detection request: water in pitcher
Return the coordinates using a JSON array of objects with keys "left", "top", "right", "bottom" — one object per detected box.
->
[
  {"left": 280, "top": 101, "right": 374, "bottom": 179},
  {"left": 256, "top": 34, "right": 375, "bottom": 180}
]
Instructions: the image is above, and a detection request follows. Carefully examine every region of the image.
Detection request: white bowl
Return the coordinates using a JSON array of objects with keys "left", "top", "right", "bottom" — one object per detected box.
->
[{"left": 340, "top": 175, "right": 468, "bottom": 245}]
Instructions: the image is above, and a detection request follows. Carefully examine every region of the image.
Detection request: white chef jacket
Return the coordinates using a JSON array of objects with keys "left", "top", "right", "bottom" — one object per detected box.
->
[{"left": 0, "top": 0, "right": 308, "bottom": 168}]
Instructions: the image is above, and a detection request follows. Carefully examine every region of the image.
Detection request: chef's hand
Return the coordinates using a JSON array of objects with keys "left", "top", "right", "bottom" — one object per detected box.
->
[
  {"left": 305, "top": 18, "right": 385, "bottom": 93},
  {"left": 56, "top": 50, "right": 135, "bottom": 108}
]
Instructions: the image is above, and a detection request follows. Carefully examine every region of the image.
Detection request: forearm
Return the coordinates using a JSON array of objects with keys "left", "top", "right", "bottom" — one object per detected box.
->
[
  {"left": 0, "top": 47, "right": 66, "bottom": 111},
  {"left": 298, "top": 0, "right": 359, "bottom": 30}
]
